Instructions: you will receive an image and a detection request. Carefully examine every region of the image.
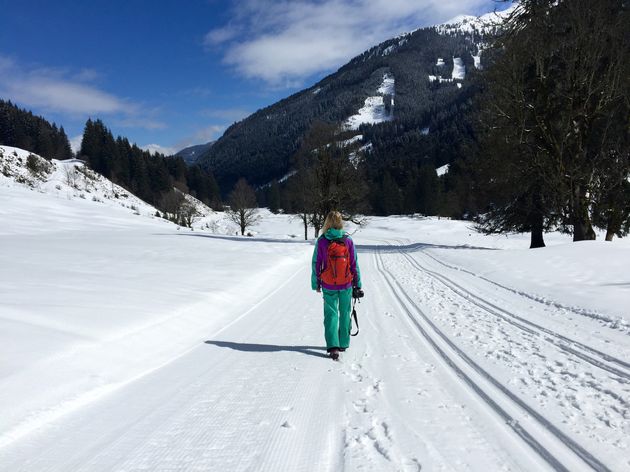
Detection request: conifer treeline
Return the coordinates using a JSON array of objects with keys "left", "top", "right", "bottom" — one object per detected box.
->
[
  {"left": 0, "top": 100, "right": 72, "bottom": 160},
  {"left": 79, "top": 119, "right": 221, "bottom": 210}
]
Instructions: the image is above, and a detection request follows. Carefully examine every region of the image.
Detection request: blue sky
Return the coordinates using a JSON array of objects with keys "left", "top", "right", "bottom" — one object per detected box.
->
[{"left": 0, "top": 0, "right": 510, "bottom": 155}]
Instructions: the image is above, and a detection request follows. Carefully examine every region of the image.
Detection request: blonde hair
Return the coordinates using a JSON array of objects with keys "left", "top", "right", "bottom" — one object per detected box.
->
[{"left": 322, "top": 211, "right": 343, "bottom": 235}]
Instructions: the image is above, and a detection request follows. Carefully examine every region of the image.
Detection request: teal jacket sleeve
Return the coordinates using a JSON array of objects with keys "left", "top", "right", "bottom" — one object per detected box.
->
[{"left": 311, "top": 240, "right": 319, "bottom": 290}]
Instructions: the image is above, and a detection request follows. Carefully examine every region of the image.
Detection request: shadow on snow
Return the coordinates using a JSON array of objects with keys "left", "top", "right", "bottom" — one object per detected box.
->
[
  {"left": 204, "top": 340, "right": 329, "bottom": 359},
  {"left": 155, "top": 232, "right": 311, "bottom": 245},
  {"left": 356, "top": 242, "right": 497, "bottom": 253},
  {"left": 155, "top": 233, "right": 496, "bottom": 252}
]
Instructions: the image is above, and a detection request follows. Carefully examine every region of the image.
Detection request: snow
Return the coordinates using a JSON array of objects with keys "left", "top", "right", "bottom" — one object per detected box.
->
[
  {"left": 339, "top": 134, "right": 363, "bottom": 147},
  {"left": 378, "top": 37, "right": 409, "bottom": 57},
  {"left": 452, "top": 57, "right": 466, "bottom": 80},
  {"left": 0, "top": 146, "right": 163, "bottom": 220},
  {"left": 382, "top": 45, "right": 396, "bottom": 56},
  {"left": 344, "top": 73, "right": 395, "bottom": 130},
  {"left": 1, "top": 149, "right": 629, "bottom": 471},
  {"left": 472, "top": 52, "right": 482, "bottom": 69},
  {"left": 428, "top": 57, "right": 465, "bottom": 85},
  {"left": 377, "top": 74, "right": 395, "bottom": 96},
  {"left": 436, "top": 163, "right": 450, "bottom": 176},
  {"left": 438, "top": 5, "right": 517, "bottom": 36}
]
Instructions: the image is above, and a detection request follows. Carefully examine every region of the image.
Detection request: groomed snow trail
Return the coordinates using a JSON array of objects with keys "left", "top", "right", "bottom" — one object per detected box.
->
[{"left": 1, "top": 236, "right": 627, "bottom": 471}]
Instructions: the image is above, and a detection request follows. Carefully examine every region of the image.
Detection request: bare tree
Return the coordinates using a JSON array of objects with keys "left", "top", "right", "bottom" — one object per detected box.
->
[
  {"left": 286, "top": 155, "right": 317, "bottom": 240},
  {"left": 289, "top": 121, "right": 369, "bottom": 238},
  {"left": 227, "top": 178, "right": 260, "bottom": 235},
  {"left": 63, "top": 165, "right": 79, "bottom": 188},
  {"left": 180, "top": 200, "right": 200, "bottom": 228}
]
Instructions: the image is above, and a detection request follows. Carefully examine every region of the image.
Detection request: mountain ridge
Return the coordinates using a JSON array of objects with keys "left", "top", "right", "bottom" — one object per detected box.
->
[{"left": 196, "top": 7, "right": 513, "bottom": 195}]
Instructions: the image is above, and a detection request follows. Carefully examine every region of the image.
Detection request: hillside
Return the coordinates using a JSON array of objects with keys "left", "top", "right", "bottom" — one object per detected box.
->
[
  {"left": 175, "top": 141, "right": 215, "bottom": 165},
  {"left": 198, "top": 8, "right": 512, "bottom": 193},
  {"left": 0, "top": 145, "right": 214, "bottom": 228}
]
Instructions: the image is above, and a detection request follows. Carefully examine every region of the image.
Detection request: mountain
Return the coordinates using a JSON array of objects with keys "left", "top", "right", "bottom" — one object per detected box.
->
[
  {"left": 197, "top": 8, "right": 514, "bottom": 194},
  {"left": 175, "top": 141, "right": 215, "bottom": 165}
]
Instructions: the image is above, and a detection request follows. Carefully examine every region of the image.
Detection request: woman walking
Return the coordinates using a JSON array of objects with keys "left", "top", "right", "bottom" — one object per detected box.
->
[{"left": 311, "top": 211, "right": 362, "bottom": 361}]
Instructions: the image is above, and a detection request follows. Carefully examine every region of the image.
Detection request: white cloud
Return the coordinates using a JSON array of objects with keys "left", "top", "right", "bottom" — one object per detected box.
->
[
  {"left": 0, "top": 55, "right": 134, "bottom": 116},
  {"left": 69, "top": 135, "right": 83, "bottom": 154},
  {"left": 204, "top": 24, "right": 240, "bottom": 47},
  {"left": 207, "top": 0, "right": 490, "bottom": 85},
  {"left": 0, "top": 54, "right": 168, "bottom": 134},
  {"left": 193, "top": 124, "right": 227, "bottom": 143}
]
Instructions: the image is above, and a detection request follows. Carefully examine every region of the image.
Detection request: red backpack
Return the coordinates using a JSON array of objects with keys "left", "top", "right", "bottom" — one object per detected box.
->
[{"left": 321, "top": 237, "right": 353, "bottom": 286}]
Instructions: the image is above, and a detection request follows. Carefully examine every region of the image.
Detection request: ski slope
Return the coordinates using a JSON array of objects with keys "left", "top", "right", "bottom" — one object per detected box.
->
[{"left": 1, "top": 169, "right": 629, "bottom": 470}]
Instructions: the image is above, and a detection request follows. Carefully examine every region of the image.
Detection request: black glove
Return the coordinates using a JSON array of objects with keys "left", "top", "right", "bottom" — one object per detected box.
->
[{"left": 352, "top": 287, "right": 364, "bottom": 299}]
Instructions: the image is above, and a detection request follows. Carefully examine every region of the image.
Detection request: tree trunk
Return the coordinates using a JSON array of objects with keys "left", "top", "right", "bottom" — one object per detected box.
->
[
  {"left": 530, "top": 226, "right": 545, "bottom": 248},
  {"left": 529, "top": 192, "right": 546, "bottom": 248},
  {"left": 605, "top": 211, "right": 621, "bottom": 241},
  {"left": 571, "top": 185, "right": 596, "bottom": 241},
  {"left": 302, "top": 214, "right": 308, "bottom": 240}
]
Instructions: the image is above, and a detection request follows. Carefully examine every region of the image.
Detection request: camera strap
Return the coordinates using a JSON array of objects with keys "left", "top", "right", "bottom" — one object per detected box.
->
[{"left": 350, "top": 297, "right": 359, "bottom": 336}]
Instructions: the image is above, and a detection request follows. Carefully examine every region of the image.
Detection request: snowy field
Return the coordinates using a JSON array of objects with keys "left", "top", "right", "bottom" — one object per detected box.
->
[{"left": 1, "top": 147, "right": 629, "bottom": 471}]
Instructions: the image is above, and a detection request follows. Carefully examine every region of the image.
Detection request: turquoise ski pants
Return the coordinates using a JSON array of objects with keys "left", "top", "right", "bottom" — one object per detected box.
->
[{"left": 322, "top": 288, "right": 352, "bottom": 350}]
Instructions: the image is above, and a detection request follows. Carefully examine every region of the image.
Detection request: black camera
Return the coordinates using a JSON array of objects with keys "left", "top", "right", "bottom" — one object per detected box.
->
[{"left": 352, "top": 287, "right": 364, "bottom": 299}]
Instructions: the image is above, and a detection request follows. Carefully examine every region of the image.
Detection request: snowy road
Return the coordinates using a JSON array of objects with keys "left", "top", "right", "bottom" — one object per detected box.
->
[{"left": 1, "top": 184, "right": 629, "bottom": 472}]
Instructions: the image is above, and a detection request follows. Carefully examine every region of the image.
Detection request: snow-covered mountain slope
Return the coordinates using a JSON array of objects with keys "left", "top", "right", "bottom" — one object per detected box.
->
[
  {"left": 344, "top": 73, "right": 395, "bottom": 130},
  {"left": 1, "top": 176, "right": 629, "bottom": 472},
  {"left": 438, "top": 5, "right": 517, "bottom": 36},
  {"left": 0, "top": 145, "right": 161, "bottom": 220},
  {"left": 0, "top": 145, "right": 214, "bottom": 229}
]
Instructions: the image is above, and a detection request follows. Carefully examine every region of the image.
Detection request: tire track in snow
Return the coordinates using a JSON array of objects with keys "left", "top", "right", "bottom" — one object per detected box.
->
[
  {"left": 375, "top": 249, "right": 611, "bottom": 472},
  {"left": 396, "top": 249, "right": 630, "bottom": 379}
]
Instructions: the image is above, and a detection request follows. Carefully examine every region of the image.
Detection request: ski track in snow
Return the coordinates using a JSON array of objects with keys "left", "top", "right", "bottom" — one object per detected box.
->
[{"left": 376, "top": 243, "right": 629, "bottom": 471}]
